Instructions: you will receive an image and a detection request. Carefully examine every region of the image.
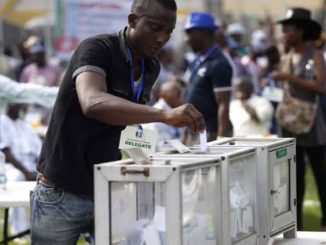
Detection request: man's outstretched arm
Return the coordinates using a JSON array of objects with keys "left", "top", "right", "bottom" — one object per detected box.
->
[{"left": 0, "top": 74, "right": 58, "bottom": 108}]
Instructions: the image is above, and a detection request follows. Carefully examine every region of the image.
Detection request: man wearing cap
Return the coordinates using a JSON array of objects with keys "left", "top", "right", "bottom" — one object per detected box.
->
[
  {"left": 183, "top": 12, "right": 233, "bottom": 142},
  {"left": 226, "top": 22, "right": 249, "bottom": 57},
  {"left": 20, "top": 40, "right": 62, "bottom": 87}
]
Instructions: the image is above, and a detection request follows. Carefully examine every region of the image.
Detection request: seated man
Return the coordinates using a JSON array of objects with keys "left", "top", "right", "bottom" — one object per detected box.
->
[
  {"left": 230, "top": 77, "right": 274, "bottom": 137},
  {"left": 0, "top": 103, "right": 42, "bottom": 236}
]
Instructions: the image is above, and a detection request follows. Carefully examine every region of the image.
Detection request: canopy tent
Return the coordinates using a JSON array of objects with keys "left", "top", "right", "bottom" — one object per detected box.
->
[
  {"left": 0, "top": 0, "right": 54, "bottom": 28},
  {"left": 0, "top": 0, "right": 55, "bottom": 55}
]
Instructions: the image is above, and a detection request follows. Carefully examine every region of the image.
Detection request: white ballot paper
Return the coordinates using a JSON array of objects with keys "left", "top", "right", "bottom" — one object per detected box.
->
[{"left": 200, "top": 130, "right": 208, "bottom": 152}]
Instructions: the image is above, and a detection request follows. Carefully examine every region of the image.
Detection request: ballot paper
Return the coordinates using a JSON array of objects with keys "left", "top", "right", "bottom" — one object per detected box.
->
[
  {"left": 125, "top": 205, "right": 217, "bottom": 245},
  {"left": 200, "top": 130, "right": 208, "bottom": 152}
]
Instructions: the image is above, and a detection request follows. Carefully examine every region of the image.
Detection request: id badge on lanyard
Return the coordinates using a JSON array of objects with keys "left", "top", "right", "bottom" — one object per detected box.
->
[
  {"left": 119, "top": 49, "right": 157, "bottom": 153},
  {"left": 119, "top": 125, "right": 158, "bottom": 154}
]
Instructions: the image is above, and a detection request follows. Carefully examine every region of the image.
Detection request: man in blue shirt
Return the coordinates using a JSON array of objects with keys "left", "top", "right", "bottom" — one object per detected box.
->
[{"left": 184, "top": 12, "right": 233, "bottom": 142}]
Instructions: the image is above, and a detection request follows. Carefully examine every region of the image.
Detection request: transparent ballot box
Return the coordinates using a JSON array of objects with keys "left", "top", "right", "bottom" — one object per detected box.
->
[
  {"left": 207, "top": 138, "right": 297, "bottom": 244},
  {"left": 94, "top": 157, "right": 222, "bottom": 245},
  {"left": 151, "top": 146, "right": 258, "bottom": 245}
]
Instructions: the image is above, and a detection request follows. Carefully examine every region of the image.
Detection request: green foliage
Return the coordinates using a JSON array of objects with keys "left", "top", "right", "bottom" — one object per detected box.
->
[{"left": 303, "top": 165, "right": 322, "bottom": 231}]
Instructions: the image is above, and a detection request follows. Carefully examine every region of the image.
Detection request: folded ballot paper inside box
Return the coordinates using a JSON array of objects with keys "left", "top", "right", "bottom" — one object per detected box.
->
[
  {"left": 152, "top": 144, "right": 259, "bottom": 244},
  {"left": 206, "top": 137, "right": 297, "bottom": 242},
  {"left": 123, "top": 206, "right": 216, "bottom": 245}
]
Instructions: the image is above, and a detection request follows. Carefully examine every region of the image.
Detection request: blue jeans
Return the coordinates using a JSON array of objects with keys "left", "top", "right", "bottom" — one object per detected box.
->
[{"left": 30, "top": 180, "right": 95, "bottom": 244}]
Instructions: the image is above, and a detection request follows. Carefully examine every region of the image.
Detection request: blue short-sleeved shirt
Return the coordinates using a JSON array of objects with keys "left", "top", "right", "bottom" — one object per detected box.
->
[{"left": 184, "top": 47, "right": 232, "bottom": 133}]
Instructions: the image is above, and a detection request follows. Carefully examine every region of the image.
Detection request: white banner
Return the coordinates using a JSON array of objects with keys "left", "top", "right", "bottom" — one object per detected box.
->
[
  {"left": 55, "top": 0, "right": 206, "bottom": 59},
  {"left": 56, "top": 0, "right": 132, "bottom": 59}
]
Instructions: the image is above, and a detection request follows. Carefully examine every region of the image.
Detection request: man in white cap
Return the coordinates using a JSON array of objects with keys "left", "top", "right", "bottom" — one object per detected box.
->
[{"left": 226, "top": 22, "right": 249, "bottom": 57}]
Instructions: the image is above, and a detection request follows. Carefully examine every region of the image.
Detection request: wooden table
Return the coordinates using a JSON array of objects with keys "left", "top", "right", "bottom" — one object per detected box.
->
[{"left": 0, "top": 181, "right": 35, "bottom": 245}]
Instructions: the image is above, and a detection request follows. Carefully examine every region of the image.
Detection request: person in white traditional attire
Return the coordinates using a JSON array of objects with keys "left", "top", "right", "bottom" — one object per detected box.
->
[
  {"left": 0, "top": 74, "right": 58, "bottom": 241},
  {"left": 0, "top": 103, "right": 42, "bottom": 236},
  {"left": 229, "top": 76, "right": 274, "bottom": 137}
]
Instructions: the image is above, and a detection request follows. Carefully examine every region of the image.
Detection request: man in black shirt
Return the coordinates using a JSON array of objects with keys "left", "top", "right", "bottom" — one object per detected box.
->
[{"left": 30, "top": 0, "right": 205, "bottom": 244}]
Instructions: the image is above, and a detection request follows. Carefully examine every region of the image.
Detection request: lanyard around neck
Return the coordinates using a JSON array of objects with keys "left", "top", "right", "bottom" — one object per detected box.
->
[
  {"left": 190, "top": 44, "right": 219, "bottom": 80},
  {"left": 126, "top": 47, "right": 145, "bottom": 103}
]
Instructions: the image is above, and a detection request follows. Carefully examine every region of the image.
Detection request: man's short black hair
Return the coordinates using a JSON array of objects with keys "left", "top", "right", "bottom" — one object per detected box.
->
[{"left": 131, "top": 0, "right": 177, "bottom": 13}]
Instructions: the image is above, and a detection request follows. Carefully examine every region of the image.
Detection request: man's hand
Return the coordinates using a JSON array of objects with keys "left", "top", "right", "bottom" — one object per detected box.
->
[{"left": 163, "top": 103, "right": 205, "bottom": 133}]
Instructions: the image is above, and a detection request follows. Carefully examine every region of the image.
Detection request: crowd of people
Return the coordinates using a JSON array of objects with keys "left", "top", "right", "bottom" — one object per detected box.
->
[{"left": 0, "top": 0, "right": 326, "bottom": 243}]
